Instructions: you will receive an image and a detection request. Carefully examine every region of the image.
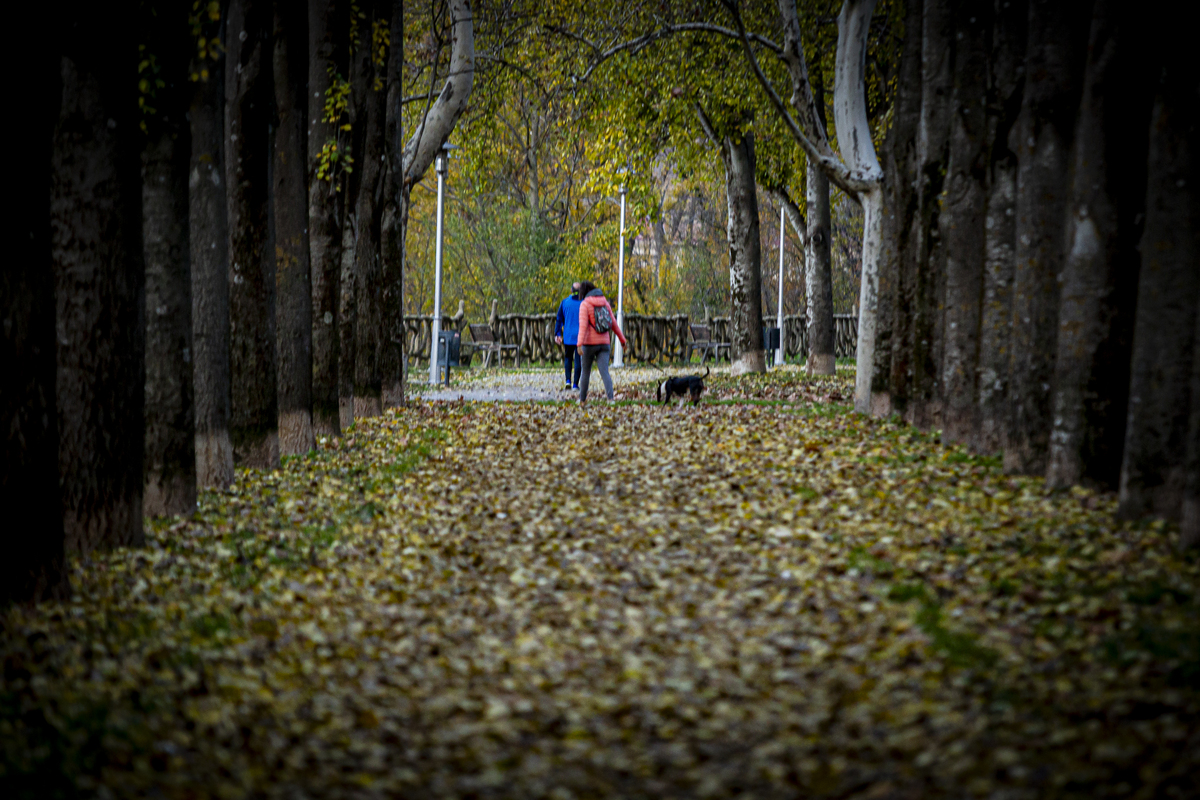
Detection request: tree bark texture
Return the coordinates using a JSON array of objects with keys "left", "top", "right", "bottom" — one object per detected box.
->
[
  {"left": 273, "top": 0, "right": 315, "bottom": 456},
  {"left": 832, "top": 0, "right": 885, "bottom": 413},
  {"left": 226, "top": 0, "right": 279, "bottom": 468},
  {"left": 3, "top": 5, "right": 66, "bottom": 602},
  {"left": 871, "top": 0, "right": 922, "bottom": 415},
  {"left": 53, "top": 15, "right": 146, "bottom": 554},
  {"left": 1118, "top": 47, "right": 1199, "bottom": 524},
  {"left": 1046, "top": 1, "right": 1155, "bottom": 490},
  {"left": 336, "top": 15, "right": 371, "bottom": 426},
  {"left": 1183, "top": 310, "right": 1200, "bottom": 549},
  {"left": 903, "top": 0, "right": 952, "bottom": 428},
  {"left": 381, "top": 0, "right": 406, "bottom": 408},
  {"left": 974, "top": 0, "right": 1027, "bottom": 455},
  {"left": 353, "top": 12, "right": 386, "bottom": 417},
  {"left": 401, "top": 0, "right": 474, "bottom": 193},
  {"left": 143, "top": 95, "right": 197, "bottom": 517},
  {"left": 308, "top": 0, "right": 345, "bottom": 436},
  {"left": 805, "top": 163, "right": 835, "bottom": 375},
  {"left": 191, "top": 44, "right": 234, "bottom": 491},
  {"left": 189, "top": 40, "right": 234, "bottom": 491},
  {"left": 337, "top": 220, "right": 358, "bottom": 428},
  {"left": 722, "top": 129, "right": 765, "bottom": 375},
  {"left": 938, "top": 4, "right": 990, "bottom": 445},
  {"left": 1003, "top": 0, "right": 1090, "bottom": 474}
]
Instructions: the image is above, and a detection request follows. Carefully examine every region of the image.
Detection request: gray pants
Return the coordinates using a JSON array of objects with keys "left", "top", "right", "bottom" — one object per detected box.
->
[{"left": 579, "top": 344, "right": 613, "bottom": 401}]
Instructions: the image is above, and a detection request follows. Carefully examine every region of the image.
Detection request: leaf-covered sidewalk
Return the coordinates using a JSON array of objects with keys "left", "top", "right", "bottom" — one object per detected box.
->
[{"left": 3, "top": 370, "right": 1198, "bottom": 799}]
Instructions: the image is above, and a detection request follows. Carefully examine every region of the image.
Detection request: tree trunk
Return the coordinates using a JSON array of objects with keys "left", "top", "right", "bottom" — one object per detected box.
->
[
  {"left": 191, "top": 33, "right": 234, "bottom": 490},
  {"left": 722, "top": 128, "right": 765, "bottom": 375},
  {"left": 1183, "top": 310, "right": 1200, "bottom": 550},
  {"left": 1117, "top": 47, "right": 1199, "bottom": 524},
  {"left": 938, "top": 4, "right": 990, "bottom": 445},
  {"left": 337, "top": 219, "right": 358, "bottom": 428},
  {"left": 337, "top": 9, "right": 371, "bottom": 426},
  {"left": 1003, "top": 0, "right": 1090, "bottom": 474},
  {"left": 143, "top": 79, "right": 196, "bottom": 517},
  {"left": 53, "top": 14, "right": 146, "bottom": 554},
  {"left": 904, "top": 0, "right": 952, "bottom": 428},
  {"left": 226, "top": 0, "right": 279, "bottom": 468},
  {"left": 1046, "top": 0, "right": 1154, "bottom": 490},
  {"left": 974, "top": 0, "right": 1027, "bottom": 455},
  {"left": 401, "top": 0, "right": 474, "bottom": 191},
  {"left": 3, "top": 5, "right": 66, "bottom": 603},
  {"left": 353, "top": 12, "right": 385, "bottom": 417},
  {"left": 273, "top": 0, "right": 315, "bottom": 456},
  {"left": 381, "top": 0, "right": 405, "bottom": 408},
  {"left": 871, "top": 0, "right": 922, "bottom": 416},
  {"left": 832, "top": 0, "right": 886, "bottom": 413},
  {"left": 805, "top": 163, "right": 835, "bottom": 375},
  {"left": 308, "top": 0, "right": 345, "bottom": 436}
]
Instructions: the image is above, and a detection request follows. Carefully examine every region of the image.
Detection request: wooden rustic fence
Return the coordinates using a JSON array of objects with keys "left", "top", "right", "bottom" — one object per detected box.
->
[{"left": 404, "top": 300, "right": 857, "bottom": 366}]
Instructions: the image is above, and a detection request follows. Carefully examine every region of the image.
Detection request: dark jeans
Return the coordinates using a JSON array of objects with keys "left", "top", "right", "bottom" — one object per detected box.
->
[
  {"left": 579, "top": 344, "right": 613, "bottom": 401},
  {"left": 562, "top": 344, "right": 582, "bottom": 387}
]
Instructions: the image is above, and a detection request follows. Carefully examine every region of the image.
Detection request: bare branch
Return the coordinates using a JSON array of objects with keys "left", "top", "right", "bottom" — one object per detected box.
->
[
  {"left": 719, "top": 0, "right": 872, "bottom": 195},
  {"left": 548, "top": 21, "right": 783, "bottom": 84}
]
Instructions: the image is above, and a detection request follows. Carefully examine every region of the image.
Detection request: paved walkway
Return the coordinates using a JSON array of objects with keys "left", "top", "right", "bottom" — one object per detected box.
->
[{"left": 419, "top": 365, "right": 667, "bottom": 402}]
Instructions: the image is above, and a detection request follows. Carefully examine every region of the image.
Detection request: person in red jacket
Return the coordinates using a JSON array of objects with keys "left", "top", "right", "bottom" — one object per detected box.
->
[{"left": 575, "top": 281, "right": 627, "bottom": 403}]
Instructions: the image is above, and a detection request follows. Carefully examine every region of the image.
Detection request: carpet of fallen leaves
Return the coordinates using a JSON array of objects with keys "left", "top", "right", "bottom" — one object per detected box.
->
[{"left": 3, "top": 369, "right": 1199, "bottom": 799}]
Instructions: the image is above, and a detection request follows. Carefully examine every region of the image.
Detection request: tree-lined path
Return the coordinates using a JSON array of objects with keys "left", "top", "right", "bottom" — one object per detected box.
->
[{"left": 4, "top": 371, "right": 1197, "bottom": 797}]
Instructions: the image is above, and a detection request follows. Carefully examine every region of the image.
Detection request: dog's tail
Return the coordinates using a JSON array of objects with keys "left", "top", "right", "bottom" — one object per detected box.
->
[{"left": 704, "top": 366, "right": 711, "bottom": 379}]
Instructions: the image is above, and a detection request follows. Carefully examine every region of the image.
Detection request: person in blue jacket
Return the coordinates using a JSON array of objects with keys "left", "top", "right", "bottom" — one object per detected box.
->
[{"left": 554, "top": 282, "right": 583, "bottom": 391}]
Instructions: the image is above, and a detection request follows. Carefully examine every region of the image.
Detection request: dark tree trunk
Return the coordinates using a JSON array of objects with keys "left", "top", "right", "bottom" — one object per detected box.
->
[
  {"left": 226, "top": 0, "right": 279, "bottom": 468},
  {"left": 1183, "top": 311, "right": 1200, "bottom": 549},
  {"left": 353, "top": 19, "right": 386, "bottom": 416},
  {"left": 191, "top": 29, "right": 234, "bottom": 490},
  {"left": 381, "top": 0, "right": 406, "bottom": 407},
  {"left": 1046, "top": 0, "right": 1155, "bottom": 490},
  {"left": 273, "top": 0, "right": 314, "bottom": 456},
  {"left": 974, "top": 0, "right": 1026, "bottom": 455},
  {"left": 1003, "top": 0, "right": 1091, "bottom": 474},
  {"left": 871, "top": 0, "right": 922, "bottom": 415},
  {"left": 337, "top": 11, "right": 371, "bottom": 426},
  {"left": 142, "top": 27, "right": 196, "bottom": 516},
  {"left": 3, "top": 5, "right": 66, "bottom": 603},
  {"left": 938, "top": 4, "right": 990, "bottom": 445},
  {"left": 308, "top": 0, "right": 346, "bottom": 436},
  {"left": 905, "top": 0, "right": 953, "bottom": 429},
  {"left": 337, "top": 221, "right": 358, "bottom": 428},
  {"left": 1118, "top": 46, "right": 1199, "bottom": 525},
  {"left": 53, "top": 6, "right": 146, "bottom": 554},
  {"left": 805, "top": 161, "right": 835, "bottom": 376},
  {"left": 723, "top": 128, "right": 765, "bottom": 374}
]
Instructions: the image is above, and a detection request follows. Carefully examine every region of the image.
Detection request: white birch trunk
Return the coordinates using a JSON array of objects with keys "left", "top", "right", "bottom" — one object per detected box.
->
[
  {"left": 402, "top": 0, "right": 474, "bottom": 188},
  {"left": 834, "top": 0, "right": 884, "bottom": 412}
]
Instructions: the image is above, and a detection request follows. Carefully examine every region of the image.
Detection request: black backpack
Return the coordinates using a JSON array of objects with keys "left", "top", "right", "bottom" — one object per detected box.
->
[{"left": 592, "top": 303, "right": 613, "bottom": 334}]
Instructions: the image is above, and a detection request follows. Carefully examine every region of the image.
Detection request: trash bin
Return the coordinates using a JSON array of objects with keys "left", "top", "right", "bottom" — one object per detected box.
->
[
  {"left": 762, "top": 326, "right": 781, "bottom": 352},
  {"left": 436, "top": 329, "right": 460, "bottom": 386}
]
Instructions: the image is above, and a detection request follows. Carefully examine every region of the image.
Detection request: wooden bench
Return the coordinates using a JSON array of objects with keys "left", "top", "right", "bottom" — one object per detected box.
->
[
  {"left": 468, "top": 323, "right": 520, "bottom": 368},
  {"left": 687, "top": 324, "right": 730, "bottom": 364}
]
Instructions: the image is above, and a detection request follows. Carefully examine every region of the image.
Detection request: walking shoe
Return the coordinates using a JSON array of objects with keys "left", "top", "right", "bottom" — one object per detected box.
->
[{"left": 563, "top": 383, "right": 573, "bottom": 391}]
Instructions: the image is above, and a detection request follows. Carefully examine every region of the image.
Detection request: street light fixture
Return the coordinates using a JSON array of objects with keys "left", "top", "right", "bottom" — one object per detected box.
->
[{"left": 429, "top": 142, "right": 456, "bottom": 385}]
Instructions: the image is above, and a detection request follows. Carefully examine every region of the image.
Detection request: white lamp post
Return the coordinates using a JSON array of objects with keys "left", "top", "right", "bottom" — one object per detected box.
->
[
  {"left": 428, "top": 143, "right": 453, "bottom": 384},
  {"left": 776, "top": 203, "right": 786, "bottom": 366},
  {"left": 613, "top": 182, "right": 627, "bottom": 367}
]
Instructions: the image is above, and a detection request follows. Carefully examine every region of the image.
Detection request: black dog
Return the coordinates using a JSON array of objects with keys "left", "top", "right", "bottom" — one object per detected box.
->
[{"left": 657, "top": 367, "right": 710, "bottom": 405}]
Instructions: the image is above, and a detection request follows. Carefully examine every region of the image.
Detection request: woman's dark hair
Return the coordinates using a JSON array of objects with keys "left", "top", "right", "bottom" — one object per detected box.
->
[{"left": 578, "top": 280, "right": 598, "bottom": 297}]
